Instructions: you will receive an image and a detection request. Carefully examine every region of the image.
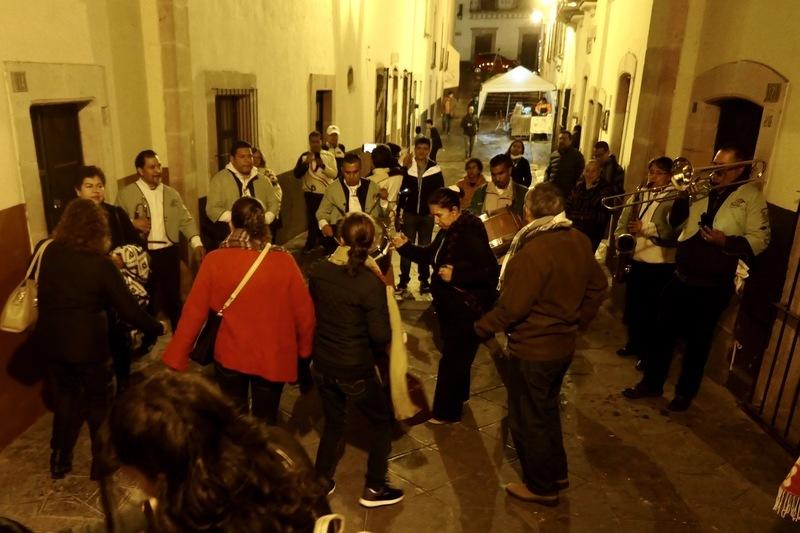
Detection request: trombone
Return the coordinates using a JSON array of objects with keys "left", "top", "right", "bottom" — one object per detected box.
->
[{"left": 601, "top": 157, "right": 766, "bottom": 210}]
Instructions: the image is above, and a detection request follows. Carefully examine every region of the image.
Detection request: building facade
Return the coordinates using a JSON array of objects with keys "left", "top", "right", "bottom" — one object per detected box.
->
[{"left": 0, "top": 0, "right": 457, "bottom": 448}]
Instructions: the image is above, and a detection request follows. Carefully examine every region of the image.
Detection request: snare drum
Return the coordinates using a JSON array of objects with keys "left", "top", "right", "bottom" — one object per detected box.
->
[
  {"left": 480, "top": 208, "right": 522, "bottom": 257},
  {"left": 369, "top": 221, "right": 393, "bottom": 275}
]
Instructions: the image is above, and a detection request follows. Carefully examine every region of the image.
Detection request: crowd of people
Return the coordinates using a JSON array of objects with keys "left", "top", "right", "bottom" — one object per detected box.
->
[{"left": 3, "top": 88, "right": 775, "bottom": 531}]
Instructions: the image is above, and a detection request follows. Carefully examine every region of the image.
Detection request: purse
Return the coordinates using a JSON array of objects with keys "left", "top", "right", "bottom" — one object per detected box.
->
[
  {"left": 1, "top": 239, "right": 53, "bottom": 333},
  {"left": 189, "top": 244, "right": 271, "bottom": 365}
]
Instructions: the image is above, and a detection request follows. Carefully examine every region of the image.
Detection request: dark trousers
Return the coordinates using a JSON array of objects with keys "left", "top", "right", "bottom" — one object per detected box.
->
[
  {"left": 642, "top": 275, "right": 733, "bottom": 398},
  {"left": 433, "top": 318, "right": 481, "bottom": 421},
  {"left": 464, "top": 134, "right": 476, "bottom": 157},
  {"left": 399, "top": 212, "right": 434, "bottom": 285},
  {"left": 48, "top": 361, "right": 114, "bottom": 464},
  {"left": 623, "top": 260, "right": 675, "bottom": 357},
  {"left": 506, "top": 356, "right": 572, "bottom": 495},
  {"left": 312, "top": 367, "right": 393, "bottom": 488},
  {"left": 442, "top": 114, "right": 452, "bottom": 134},
  {"left": 304, "top": 192, "right": 324, "bottom": 250},
  {"left": 147, "top": 245, "right": 181, "bottom": 330},
  {"left": 214, "top": 362, "right": 285, "bottom": 424},
  {"left": 108, "top": 321, "right": 132, "bottom": 391},
  {"left": 431, "top": 148, "right": 440, "bottom": 162}
]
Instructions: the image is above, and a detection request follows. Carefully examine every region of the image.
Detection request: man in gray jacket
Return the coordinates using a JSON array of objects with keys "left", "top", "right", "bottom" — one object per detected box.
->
[
  {"left": 206, "top": 140, "right": 279, "bottom": 245},
  {"left": 116, "top": 149, "right": 204, "bottom": 329}
]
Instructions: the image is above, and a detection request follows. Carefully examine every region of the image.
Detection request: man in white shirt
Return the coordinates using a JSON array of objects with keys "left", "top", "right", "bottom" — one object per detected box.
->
[{"left": 116, "top": 149, "right": 204, "bottom": 329}]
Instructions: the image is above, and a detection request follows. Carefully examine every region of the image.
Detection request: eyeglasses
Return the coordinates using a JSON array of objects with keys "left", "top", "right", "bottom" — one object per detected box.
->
[{"left": 648, "top": 169, "right": 669, "bottom": 176}]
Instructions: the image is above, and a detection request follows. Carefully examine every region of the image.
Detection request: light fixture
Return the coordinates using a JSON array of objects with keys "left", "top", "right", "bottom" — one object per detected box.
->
[{"left": 530, "top": 10, "right": 544, "bottom": 24}]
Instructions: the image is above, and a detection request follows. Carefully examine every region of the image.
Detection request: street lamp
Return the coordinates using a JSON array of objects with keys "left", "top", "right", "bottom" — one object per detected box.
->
[{"left": 530, "top": 9, "right": 544, "bottom": 24}]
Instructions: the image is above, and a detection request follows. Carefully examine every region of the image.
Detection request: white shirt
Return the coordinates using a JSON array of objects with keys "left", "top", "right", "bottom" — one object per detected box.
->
[
  {"left": 135, "top": 179, "right": 202, "bottom": 250},
  {"left": 484, "top": 181, "right": 514, "bottom": 214},
  {"left": 633, "top": 189, "right": 675, "bottom": 264},
  {"left": 318, "top": 182, "right": 363, "bottom": 229},
  {"left": 219, "top": 163, "right": 275, "bottom": 224}
]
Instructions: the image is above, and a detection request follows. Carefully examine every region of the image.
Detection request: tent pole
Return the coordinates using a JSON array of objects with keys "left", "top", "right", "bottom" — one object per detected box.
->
[{"left": 505, "top": 93, "right": 511, "bottom": 132}]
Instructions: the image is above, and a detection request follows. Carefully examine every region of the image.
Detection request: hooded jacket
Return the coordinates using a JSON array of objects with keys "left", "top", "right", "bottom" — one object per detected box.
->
[{"left": 398, "top": 159, "right": 444, "bottom": 216}]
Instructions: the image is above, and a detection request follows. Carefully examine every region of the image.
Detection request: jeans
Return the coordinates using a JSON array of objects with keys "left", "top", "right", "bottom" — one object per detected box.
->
[
  {"left": 303, "top": 192, "right": 324, "bottom": 250},
  {"left": 48, "top": 361, "right": 114, "bottom": 466},
  {"left": 642, "top": 275, "right": 733, "bottom": 398},
  {"left": 399, "top": 212, "right": 434, "bottom": 285},
  {"left": 214, "top": 362, "right": 285, "bottom": 424},
  {"left": 433, "top": 317, "right": 481, "bottom": 421},
  {"left": 442, "top": 114, "right": 452, "bottom": 134},
  {"left": 506, "top": 356, "right": 572, "bottom": 495},
  {"left": 312, "top": 367, "right": 393, "bottom": 488},
  {"left": 464, "top": 134, "right": 476, "bottom": 158}
]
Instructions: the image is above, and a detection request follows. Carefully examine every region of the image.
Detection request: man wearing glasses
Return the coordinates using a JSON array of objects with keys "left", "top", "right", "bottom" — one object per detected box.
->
[{"left": 623, "top": 146, "right": 770, "bottom": 411}]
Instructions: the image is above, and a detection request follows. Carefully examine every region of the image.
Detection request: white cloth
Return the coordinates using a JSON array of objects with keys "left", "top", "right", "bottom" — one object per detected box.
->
[
  {"left": 632, "top": 189, "right": 676, "bottom": 264},
  {"left": 484, "top": 181, "right": 514, "bottom": 214},
  {"left": 219, "top": 163, "right": 275, "bottom": 224},
  {"left": 136, "top": 180, "right": 169, "bottom": 250},
  {"left": 318, "top": 182, "right": 364, "bottom": 230}
]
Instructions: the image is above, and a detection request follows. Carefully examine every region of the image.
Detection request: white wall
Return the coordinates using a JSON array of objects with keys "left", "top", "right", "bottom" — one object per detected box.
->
[{"left": 453, "top": 11, "right": 539, "bottom": 62}]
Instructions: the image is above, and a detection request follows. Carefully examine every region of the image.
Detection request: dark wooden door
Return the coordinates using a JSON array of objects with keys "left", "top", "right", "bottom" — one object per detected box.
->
[
  {"left": 474, "top": 34, "right": 493, "bottom": 56},
  {"left": 519, "top": 33, "right": 539, "bottom": 71},
  {"left": 30, "top": 104, "right": 84, "bottom": 232}
]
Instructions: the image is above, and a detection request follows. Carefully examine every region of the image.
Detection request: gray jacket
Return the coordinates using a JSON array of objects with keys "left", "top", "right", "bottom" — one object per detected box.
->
[
  {"left": 206, "top": 167, "right": 280, "bottom": 222},
  {"left": 116, "top": 181, "right": 199, "bottom": 245}
]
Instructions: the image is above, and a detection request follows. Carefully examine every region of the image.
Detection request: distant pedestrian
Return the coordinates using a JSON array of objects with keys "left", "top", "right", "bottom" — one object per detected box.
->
[
  {"left": 544, "top": 131, "right": 585, "bottom": 198},
  {"left": 461, "top": 106, "right": 479, "bottom": 159},
  {"left": 426, "top": 119, "right": 443, "bottom": 162},
  {"left": 442, "top": 91, "right": 455, "bottom": 134}
]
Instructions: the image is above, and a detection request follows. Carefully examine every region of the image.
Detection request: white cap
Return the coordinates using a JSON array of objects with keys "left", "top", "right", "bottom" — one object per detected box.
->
[{"left": 326, "top": 125, "right": 341, "bottom": 135}]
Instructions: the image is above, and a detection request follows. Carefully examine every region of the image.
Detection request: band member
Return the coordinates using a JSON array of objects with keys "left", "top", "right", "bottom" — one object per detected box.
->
[
  {"left": 615, "top": 157, "right": 679, "bottom": 370},
  {"left": 623, "top": 146, "right": 770, "bottom": 411},
  {"left": 468, "top": 154, "right": 527, "bottom": 218},
  {"left": 294, "top": 131, "right": 338, "bottom": 253}
]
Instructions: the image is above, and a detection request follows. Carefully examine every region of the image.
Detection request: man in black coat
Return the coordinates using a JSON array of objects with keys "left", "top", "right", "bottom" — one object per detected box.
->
[
  {"left": 426, "top": 119, "right": 443, "bottom": 162},
  {"left": 593, "top": 141, "right": 625, "bottom": 194},
  {"left": 545, "top": 131, "right": 585, "bottom": 199}
]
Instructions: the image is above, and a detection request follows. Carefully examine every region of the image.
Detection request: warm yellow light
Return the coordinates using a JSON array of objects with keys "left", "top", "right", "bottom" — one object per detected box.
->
[
  {"left": 540, "top": 0, "right": 554, "bottom": 6},
  {"left": 530, "top": 10, "right": 544, "bottom": 24}
]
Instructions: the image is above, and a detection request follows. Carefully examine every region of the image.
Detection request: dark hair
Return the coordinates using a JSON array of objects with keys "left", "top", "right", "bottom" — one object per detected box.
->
[
  {"left": 308, "top": 131, "right": 322, "bottom": 141},
  {"left": 342, "top": 152, "right": 362, "bottom": 167},
  {"left": 107, "top": 373, "right": 322, "bottom": 532},
  {"left": 489, "top": 153, "right": 512, "bottom": 169},
  {"left": 230, "top": 197, "right": 270, "bottom": 243},
  {"left": 340, "top": 213, "right": 375, "bottom": 276},
  {"left": 252, "top": 147, "right": 265, "bottom": 168},
  {"left": 648, "top": 156, "right": 674, "bottom": 174},
  {"left": 525, "top": 183, "right": 564, "bottom": 218},
  {"left": 414, "top": 136, "right": 431, "bottom": 148},
  {"left": 559, "top": 130, "right": 573, "bottom": 140},
  {"left": 371, "top": 144, "right": 394, "bottom": 168},
  {"left": 229, "top": 140, "right": 252, "bottom": 157},
  {"left": 428, "top": 187, "right": 461, "bottom": 211},
  {"left": 386, "top": 143, "right": 402, "bottom": 160},
  {"left": 54, "top": 198, "right": 109, "bottom": 255},
  {"left": 415, "top": 126, "right": 422, "bottom": 134},
  {"left": 0, "top": 517, "right": 33, "bottom": 533},
  {"left": 573, "top": 125, "right": 582, "bottom": 133},
  {"left": 425, "top": 119, "right": 433, "bottom": 125},
  {"left": 716, "top": 144, "right": 748, "bottom": 161},
  {"left": 465, "top": 158, "right": 483, "bottom": 172},
  {"left": 73, "top": 165, "right": 106, "bottom": 190},
  {"left": 594, "top": 141, "right": 610, "bottom": 152},
  {"left": 505, "top": 140, "right": 524, "bottom": 156},
  {"left": 134, "top": 149, "right": 157, "bottom": 170}
]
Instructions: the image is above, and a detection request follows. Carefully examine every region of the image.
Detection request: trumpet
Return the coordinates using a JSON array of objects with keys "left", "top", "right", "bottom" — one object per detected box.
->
[{"left": 601, "top": 158, "right": 766, "bottom": 211}]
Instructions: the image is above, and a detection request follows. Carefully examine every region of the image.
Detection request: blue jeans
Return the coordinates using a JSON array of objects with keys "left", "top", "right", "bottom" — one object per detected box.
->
[
  {"left": 312, "top": 367, "right": 393, "bottom": 488},
  {"left": 506, "top": 356, "right": 572, "bottom": 495}
]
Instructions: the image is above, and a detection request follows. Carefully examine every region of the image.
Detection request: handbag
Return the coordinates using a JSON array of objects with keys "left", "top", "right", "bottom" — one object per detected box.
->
[
  {"left": 189, "top": 244, "right": 271, "bottom": 365},
  {"left": 1, "top": 239, "right": 53, "bottom": 333}
]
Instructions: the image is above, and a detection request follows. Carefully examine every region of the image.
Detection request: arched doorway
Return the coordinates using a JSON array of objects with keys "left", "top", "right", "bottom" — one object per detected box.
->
[
  {"left": 713, "top": 98, "right": 762, "bottom": 158},
  {"left": 610, "top": 73, "right": 632, "bottom": 159}
]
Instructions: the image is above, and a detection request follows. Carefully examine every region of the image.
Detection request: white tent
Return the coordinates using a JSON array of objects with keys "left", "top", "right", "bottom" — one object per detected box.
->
[{"left": 477, "top": 66, "right": 556, "bottom": 116}]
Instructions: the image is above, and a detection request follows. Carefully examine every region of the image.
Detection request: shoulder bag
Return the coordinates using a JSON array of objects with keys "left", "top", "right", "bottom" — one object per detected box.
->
[
  {"left": 1, "top": 239, "right": 54, "bottom": 333},
  {"left": 189, "top": 244, "right": 271, "bottom": 365}
]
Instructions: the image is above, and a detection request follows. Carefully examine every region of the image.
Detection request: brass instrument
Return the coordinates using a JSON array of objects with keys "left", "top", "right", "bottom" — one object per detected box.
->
[
  {"left": 613, "top": 184, "right": 648, "bottom": 283},
  {"left": 601, "top": 158, "right": 766, "bottom": 211}
]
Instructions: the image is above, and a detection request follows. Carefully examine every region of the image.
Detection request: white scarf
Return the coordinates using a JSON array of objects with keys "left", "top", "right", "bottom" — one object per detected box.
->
[{"left": 498, "top": 211, "right": 573, "bottom": 290}]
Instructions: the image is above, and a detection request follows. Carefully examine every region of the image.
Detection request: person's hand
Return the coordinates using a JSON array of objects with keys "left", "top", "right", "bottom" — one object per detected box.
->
[
  {"left": 305, "top": 152, "right": 315, "bottom": 165},
  {"left": 322, "top": 224, "right": 334, "bottom": 238},
  {"left": 194, "top": 246, "right": 206, "bottom": 264},
  {"left": 438, "top": 264, "right": 453, "bottom": 282},
  {"left": 111, "top": 253, "right": 124, "bottom": 269},
  {"left": 159, "top": 320, "right": 170, "bottom": 336},
  {"left": 379, "top": 188, "right": 389, "bottom": 200},
  {"left": 402, "top": 151, "right": 413, "bottom": 168},
  {"left": 700, "top": 226, "right": 726, "bottom": 247},
  {"left": 627, "top": 220, "right": 643, "bottom": 234},
  {"left": 392, "top": 233, "right": 408, "bottom": 249},
  {"left": 132, "top": 218, "right": 151, "bottom": 234}
]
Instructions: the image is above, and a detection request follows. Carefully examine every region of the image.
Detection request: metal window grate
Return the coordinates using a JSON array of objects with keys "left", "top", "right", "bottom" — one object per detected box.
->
[{"left": 214, "top": 88, "right": 258, "bottom": 170}]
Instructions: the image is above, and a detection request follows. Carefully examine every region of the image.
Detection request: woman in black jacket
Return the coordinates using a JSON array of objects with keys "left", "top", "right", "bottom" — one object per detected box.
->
[
  {"left": 34, "top": 199, "right": 164, "bottom": 479},
  {"left": 394, "top": 188, "right": 499, "bottom": 423},
  {"left": 507, "top": 139, "right": 533, "bottom": 188},
  {"left": 308, "top": 212, "right": 404, "bottom": 508}
]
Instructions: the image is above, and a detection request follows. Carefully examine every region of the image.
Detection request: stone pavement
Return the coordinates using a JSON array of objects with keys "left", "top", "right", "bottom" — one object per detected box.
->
[{"left": 0, "top": 111, "right": 797, "bottom": 532}]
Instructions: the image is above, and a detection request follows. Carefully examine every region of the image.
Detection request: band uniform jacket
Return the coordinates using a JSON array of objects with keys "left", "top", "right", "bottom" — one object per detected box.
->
[
  {"left": 206, "top": 168, "right": 280, "bottom": 222},
  {"left": 116, "top": 182, "right": 200, "bottom": 245},
  {"left": 315, "top": 178, "right": 387, "bottom": 228}
]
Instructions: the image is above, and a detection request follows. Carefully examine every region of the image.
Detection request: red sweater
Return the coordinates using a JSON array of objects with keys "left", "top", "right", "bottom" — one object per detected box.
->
[{"left": 163, "top": 248, "right": 315, "bottom": 382}]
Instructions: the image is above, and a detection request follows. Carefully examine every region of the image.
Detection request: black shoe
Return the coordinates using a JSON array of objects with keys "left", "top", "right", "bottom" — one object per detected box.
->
[
  {"left": 616, "top": 347, "right": 637, "bottom": 357},
  {"left": 50, "top": 450, "right": 73, "bottom": 479},
  {"left": 419, "top": 281, "right": 431, "bottom": 294},
  {"left": 667, "top": 395, "right": 692, "bottom": 412},
  {"left": 359, "top": 484, "right": 404, "bottom": 508},
  {"left": 622, "top": 383, "right": 663, "bottom": 400},
  {"left": 395, "top": 283, "right": 408, "bottom": 295}
]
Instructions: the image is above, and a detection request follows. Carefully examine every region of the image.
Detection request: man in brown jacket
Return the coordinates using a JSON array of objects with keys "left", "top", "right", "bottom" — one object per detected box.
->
[{"left": 475, "top": 183, "right": 608, "bottom": 506}]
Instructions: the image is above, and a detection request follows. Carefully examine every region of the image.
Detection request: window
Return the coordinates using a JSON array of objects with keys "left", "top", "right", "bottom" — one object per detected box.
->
[{"left": 214, "top": 88, "right": 258, "bottom": 170}]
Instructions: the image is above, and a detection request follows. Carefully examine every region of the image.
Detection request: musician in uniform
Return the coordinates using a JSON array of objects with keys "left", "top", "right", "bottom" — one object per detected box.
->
[
  {"left": 623, "top": 146, "right": 770, "bottom": 411},
  {"left": 467, "top": 154, "right": 527, "bottom": 218},
  {"left": 614, "top": 157, "right": 680, "bottom": 370}
]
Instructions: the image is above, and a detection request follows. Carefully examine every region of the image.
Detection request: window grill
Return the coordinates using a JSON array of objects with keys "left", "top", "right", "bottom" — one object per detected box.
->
[{"left": 214, "top": 88, "right": 258, "bottom": 170}]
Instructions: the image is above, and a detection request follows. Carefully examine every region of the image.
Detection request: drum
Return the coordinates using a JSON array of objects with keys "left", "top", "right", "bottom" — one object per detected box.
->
[
  {"left": 481, "top": 208, "right": 522, "bottom": 257},
  {"left": 369, "top": 220, "right": 393, "bottom": 275}
]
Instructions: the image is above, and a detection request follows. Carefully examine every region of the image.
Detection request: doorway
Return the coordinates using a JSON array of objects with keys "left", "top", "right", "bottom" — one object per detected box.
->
[
  {"left": 473, "top": 31, "right": 495, "bottom": 57},
  {"left": 611, "top": 74, "right": 632, "bottom": 159},
  {"left": 519, "top": 32, "right": 539, "bottom": 71},
  {"left": 315, "top": 89, "right": 333, "bottom": 138},
  {"left": 713, "top": 98, "right": 763, "bottom": 157},
  {"left": 30, "top": 103, "right": 85, "bottom": 232}
]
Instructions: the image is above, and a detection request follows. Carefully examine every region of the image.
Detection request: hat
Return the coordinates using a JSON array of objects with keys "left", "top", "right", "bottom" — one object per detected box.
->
[{"left": 326, "top": 125, "right": 341, "bottom": 135}]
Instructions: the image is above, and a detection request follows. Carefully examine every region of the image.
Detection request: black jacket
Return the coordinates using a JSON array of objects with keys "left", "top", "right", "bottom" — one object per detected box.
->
[
  {"left": 102, "top": 202, "right": 142, "bottom": 250},
  {"left": 398, "top": 159, "right": 444, "bottom": 216},
  {"left": 34, "top": 240, "right": 162, "bottom": 364},
  {"left": 510, "top": 156, "right": 533, "bottom": 188},
  {"left": 429, "top": 127, "right": 443, "bottom": 152},
  {"left": 545, "top": 146, "right": 585, "bottom": 198},
  {"left": 308, "top": 260, "right": 391, "bottom": 379},
  {"left": 600, "top": 156, "right": 625, "bottom": 194},
  {"left": 397, "top": 212, "right": 498, "bottom": 320}
]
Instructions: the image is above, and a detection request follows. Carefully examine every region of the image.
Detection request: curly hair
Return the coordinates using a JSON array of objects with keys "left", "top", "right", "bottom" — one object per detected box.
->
[
  {"left": 108, "top": 373, "right": 323, "bottom": 532},
  {"left": 53, "top": 198, "right": 110, "bottom": 255}
]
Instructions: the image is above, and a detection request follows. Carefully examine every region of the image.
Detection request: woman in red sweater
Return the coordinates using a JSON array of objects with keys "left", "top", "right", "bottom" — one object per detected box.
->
[{"left": 163, "top": 197, "right": 315, "bottom": 423}]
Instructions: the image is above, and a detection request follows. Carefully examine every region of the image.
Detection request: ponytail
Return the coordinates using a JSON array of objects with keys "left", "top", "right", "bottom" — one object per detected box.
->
[{"left": 339, "top": 212, "right": 375, "bottom": 276}]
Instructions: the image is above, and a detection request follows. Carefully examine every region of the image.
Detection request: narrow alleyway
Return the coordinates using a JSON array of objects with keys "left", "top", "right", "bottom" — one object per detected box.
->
[{"left": 0, "top": 100, "right": 795, "bottom": 533}]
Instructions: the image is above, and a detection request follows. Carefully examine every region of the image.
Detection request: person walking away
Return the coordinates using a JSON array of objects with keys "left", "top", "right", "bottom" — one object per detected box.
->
[
  {"left": 442, "top": 91, "right": 455, "bottom": 134},
  {"left": 461, "top": 106, "right": 479, "bottom": 159},
  {"left": 426, "top": 119, "right": 443, "bottom": 162}
]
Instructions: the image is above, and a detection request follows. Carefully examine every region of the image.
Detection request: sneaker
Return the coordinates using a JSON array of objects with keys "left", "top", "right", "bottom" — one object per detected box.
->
[
  {"left": 394, "top": 283, "right": 408, "bottom": 295},
  {"left": 358, "top": 484, "right": 404, "bottom": 508},
  {"left": 504, "top": 482, "right": 558, "bottom": 507},
  {"left": 667, "top": 395, "right": 692, "bottom": 412},
  {"left": 622, "top": 383, "right": 663, "bottom": 400},
  {"left": 419, "top": 281, "right": 431, "bottom": 294}
]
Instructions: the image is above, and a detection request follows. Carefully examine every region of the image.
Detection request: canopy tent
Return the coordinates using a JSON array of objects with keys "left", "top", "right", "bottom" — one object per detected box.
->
[{"left": 477, "top": 66, "right": 556, "bottom": 116}]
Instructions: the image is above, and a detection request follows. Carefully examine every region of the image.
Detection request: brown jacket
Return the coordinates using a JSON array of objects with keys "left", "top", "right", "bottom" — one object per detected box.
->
[{"left": 475, "top": 227, "right": 608, "bottom": 360}]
